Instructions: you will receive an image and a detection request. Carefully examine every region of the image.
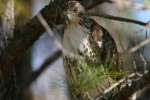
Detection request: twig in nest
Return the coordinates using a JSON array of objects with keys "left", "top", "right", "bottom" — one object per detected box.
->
[
  {"left": 126, "top": 38, "right": 150, "bottom": 54},
  {"left": 94, "top": 73, "right": 137, "bottom": 100}
]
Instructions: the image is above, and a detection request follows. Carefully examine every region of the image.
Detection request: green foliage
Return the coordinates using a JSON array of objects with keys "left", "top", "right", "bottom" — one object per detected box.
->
[
  {"left": 144, "top": 0, "right": 150, "bottom": 8},
  {"left": 14, "top": 0, "right": 32, "bottom": 24},
  {"left": 66, "top": 56, "right": 126, "bottom": 100},
  {"left": 145, "top": 0, "right": 150, "bottom": 5},
  {"left": 0, "top": 0, "right": 8, "bottom": 16},
  {"left": 0, "top": 1, "right": 3, "bottom": 15}
]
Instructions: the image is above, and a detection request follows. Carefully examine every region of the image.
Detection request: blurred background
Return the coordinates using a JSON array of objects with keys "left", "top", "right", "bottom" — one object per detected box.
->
[{"left": 14, "top": 0, "right": 150, "bottom": 100}]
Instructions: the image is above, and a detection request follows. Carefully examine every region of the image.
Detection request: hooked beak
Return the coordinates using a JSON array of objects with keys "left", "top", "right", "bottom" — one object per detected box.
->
[{"left": 63, "top": 11, "right": 70, "bottom": 23}]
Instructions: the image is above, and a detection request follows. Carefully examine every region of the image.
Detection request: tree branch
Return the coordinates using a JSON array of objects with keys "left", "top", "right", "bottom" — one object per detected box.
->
[
  {"left": 111, "top": 71, "right": 150, "bottom": 100},
  {"left": 94, "top": 71, "right": 150, "bottom": 100},
  {"left": 87, "top": 13, "right": 150, "bottom": 27},
  {"left": 81, "top": 0, "right": 113, "bottom": 10},
  {"left": 0, "top": 0, "right": 68, "bottom": 66},
  {"left": 19, "top": 50, "right": 62, "bottom": 90}
]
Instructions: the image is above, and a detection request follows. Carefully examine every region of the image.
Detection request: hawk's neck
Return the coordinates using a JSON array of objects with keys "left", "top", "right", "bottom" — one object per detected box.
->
[{"left": 63, "top": 18, "right": 92, "bottom": 55}]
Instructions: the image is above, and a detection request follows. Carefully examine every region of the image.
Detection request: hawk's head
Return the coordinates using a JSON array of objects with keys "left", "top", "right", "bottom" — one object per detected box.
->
[{"left": 64, "top": 1, "right": 85, "bottom": 24}]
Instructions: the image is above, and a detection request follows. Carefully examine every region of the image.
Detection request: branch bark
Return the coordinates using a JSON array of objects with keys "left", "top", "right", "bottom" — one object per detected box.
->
[
  {"left": 0, "top": 0, "right": 14, "bottom": 53},
  {"left": 0, "top": 0, "right": 68, "bottom": 66},
  {"left": 0, "top": 0, "right": 68, "bottom": 99},
  {"left": 99, "top": 72, "right": 150, "bottom": 100},
  {"left": 0, "top": 0, "right": 18, "bottom": 100}
]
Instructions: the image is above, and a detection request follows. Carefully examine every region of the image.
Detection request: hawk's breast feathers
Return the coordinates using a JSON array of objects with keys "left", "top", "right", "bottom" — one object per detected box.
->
[{"left": 63, "top": 0, "right": 118, "bottom": 64}]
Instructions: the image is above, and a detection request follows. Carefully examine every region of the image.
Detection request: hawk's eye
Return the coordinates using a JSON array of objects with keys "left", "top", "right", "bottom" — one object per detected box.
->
[{"left": 73, "top": 8, "right": 78, "bottom": 12}]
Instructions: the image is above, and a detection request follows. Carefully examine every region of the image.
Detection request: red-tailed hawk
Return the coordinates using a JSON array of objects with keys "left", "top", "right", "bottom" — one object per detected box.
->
[{"left": 63, "top": 1, "right": 119, "bottom": 99}]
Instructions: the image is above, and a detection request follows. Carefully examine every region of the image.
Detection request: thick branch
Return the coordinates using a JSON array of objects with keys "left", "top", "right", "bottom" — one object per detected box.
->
[
  {"left": 20, "top": 50, "right": 62, "bottom": 90},
  {"left": 0, "top": 0, "right": 68, "bottom": 66},
  {"left": 0, "top": 0, "right": 14, "bottom": 52},
  {"left": 88, "top": 13, "right": 149, "bottom": 27},
  {"left": 0, "top": 0, "right": 18, "bottom": 100}
]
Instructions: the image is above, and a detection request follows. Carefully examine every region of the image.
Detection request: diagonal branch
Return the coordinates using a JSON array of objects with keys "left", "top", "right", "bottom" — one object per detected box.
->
[
  {"left": 19, "top": 49, "right": 62, "bottom": 91},
  {"left": 107, "top": 71, "right": 150, "bottom": 100},
  {"left": 87, "top": 13, "right": 150, "bottom": 27},
  {"left": 0, "top": 0, "right": 68, "bottom": 65},
  {"left": 93, "top": 71, "right": 150, "bottom": 100}
]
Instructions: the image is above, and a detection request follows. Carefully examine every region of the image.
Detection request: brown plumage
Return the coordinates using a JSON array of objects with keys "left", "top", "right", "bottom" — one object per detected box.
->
[{"left": 63, "top": 0, "right": 119, "bottom": 99}]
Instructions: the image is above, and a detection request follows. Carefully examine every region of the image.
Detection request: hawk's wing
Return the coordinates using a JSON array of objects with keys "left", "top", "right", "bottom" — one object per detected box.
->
[{"left": 80, "top": 16, "right": 118, "bottom": 64}]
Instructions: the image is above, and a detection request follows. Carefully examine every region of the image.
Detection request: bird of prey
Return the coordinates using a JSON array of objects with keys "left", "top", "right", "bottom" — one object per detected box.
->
[{"left": 63, "top": 0, "right": 119, "bottom": 99}]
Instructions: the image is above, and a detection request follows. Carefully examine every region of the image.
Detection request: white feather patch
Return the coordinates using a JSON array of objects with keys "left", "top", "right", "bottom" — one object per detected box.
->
[{"left": 63, "top": 24, "right": 92, "bottom": 57}]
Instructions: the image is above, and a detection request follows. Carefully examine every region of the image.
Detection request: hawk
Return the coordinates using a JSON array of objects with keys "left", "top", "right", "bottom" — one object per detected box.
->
[{"left": 63, "top": 0, "right": 119, "bottom": 99}]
